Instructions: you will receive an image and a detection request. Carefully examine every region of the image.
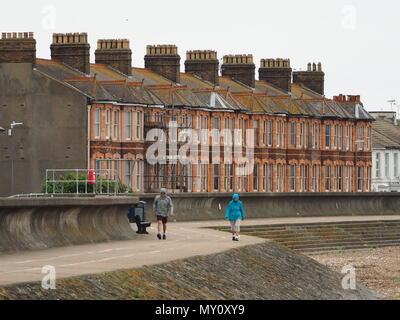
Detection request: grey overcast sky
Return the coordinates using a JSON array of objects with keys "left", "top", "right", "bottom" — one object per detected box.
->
[{"left": 1, "top": 0, "right": 399, "bottom": 111}]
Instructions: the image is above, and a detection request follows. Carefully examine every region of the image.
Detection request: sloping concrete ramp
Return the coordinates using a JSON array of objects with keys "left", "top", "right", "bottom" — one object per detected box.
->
[
  {"left": 0, "top": 242, "right": 379, "bottom": 300},
  {"left": 0, "top": 197, "right": 139, "bottom": 253}
]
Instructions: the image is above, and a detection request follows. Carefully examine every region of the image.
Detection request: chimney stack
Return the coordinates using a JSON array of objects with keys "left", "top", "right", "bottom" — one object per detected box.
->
[
  {"left": 185, "top": 50, "right": 219, "bottom": 85},
  {"left": 333, "top": 94, "right": 361, "bottom": 103},
  {"left": 50, "top": 33, "right": 90, "bottom": 74},
  {"left": 95, "top": 39, "right": 132, "bottom": 76},
  {"left": 0, "top": 32, "right": 36, "bottom": 67},
  {"left": 144, "top": 45, "right": 180, "bottom": 83},
  {"left": 221, "top": 54, "right": 255, "bottom": 88},
  {"left": 333, "top": 94, "right": 346, "bottom": 102},
  {"left": 292, "top": 62, "right": 325, "bottom": 95},
  {"left": 259, "top": 58, "right": 292, "bottom": 92}
]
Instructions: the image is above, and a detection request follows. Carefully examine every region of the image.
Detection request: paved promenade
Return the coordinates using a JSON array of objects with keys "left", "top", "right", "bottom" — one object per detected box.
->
[{"left": 0, "top": 215, "right": 399, "bottom": 287}]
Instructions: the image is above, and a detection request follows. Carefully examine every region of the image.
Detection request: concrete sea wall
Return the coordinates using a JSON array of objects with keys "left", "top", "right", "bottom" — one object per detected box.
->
[
  {"left": 0, "top": 197, "right": 139, "bottom": 253},
  {"left": 2, "top": 193, "right": 400, "bottom": 253},
  {"left": 139, "top": 192, "right": 400, "bottom": 221}
]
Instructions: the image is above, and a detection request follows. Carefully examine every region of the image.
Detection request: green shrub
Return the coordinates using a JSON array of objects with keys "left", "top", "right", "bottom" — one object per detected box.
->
[{"left": 41, "top": 173, "right": 132, "bottom": 194}]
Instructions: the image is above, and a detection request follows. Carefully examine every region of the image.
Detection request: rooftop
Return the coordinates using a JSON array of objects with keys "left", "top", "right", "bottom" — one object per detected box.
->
[
  {"left": 33, "top": 57, "right": 372, "bottom": 119},
  {"left": 372, "top": 118, "right": 400, "bottom": 149}
]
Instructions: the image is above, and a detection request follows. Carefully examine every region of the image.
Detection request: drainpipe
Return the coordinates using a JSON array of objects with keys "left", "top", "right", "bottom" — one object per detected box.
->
[{"left": 87, "top": 104, "right": 91, "bottom": 170}]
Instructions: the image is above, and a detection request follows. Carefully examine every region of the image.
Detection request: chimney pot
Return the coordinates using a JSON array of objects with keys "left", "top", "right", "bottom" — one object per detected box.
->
[
  {"left": 292, "top": 62, "right": 325, "bottom": 95},
  {"left": 259, "top": 58, "right": 292, "bottom": 92},
  {"left": 221, "top": 54, "right": 255, "bottom": 87},
  {"left": 50, "top": 32, "right": 90, "bottom": 74},
  {"left": 0, "top": 31, "right": 36, "bottom": 66},
  {"left": 95, "top": 38, "right": 132, "bottom": 75},
  {"left": 145, "top": 44, "right": 181, "bottom": 83},
  {"left": 185, "top": 49, "right": 219, "bottom": 85}
]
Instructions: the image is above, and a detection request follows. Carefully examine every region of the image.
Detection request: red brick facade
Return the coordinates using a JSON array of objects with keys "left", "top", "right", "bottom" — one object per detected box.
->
[{"left": 89, "top": 103, "right": 372, "bottom": 193}]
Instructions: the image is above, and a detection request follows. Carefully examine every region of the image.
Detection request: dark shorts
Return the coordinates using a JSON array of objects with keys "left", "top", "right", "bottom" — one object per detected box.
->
[{"left": 156, "top": 215, "right": 168, "bottom": 224}]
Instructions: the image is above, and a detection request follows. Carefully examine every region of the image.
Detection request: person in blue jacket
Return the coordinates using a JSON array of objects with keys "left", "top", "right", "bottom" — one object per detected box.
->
[{"left": 225, "top": 194, "right": 245, "bottom": 241}]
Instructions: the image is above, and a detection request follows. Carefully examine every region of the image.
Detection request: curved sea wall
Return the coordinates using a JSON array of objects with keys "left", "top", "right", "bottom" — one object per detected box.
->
[
  {"left": 139, "top": 192, "right": 400, "bottom": 221},
  {"left": 2, "top": 193, "right": 400, "bottom": 253},
  {"left": 0, "top": 197, "right": 139, "bottom": 253}
]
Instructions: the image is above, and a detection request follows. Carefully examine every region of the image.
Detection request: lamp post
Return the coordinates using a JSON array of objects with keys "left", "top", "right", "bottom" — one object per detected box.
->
[
  {"left": 387, "top": 99, "right": 396, "bottom": 111},
  {"left": 8, "top": 121, "right": 23, "bottom": 136},
  {"left": 2, "top": 121, "right": 24, "bottom": 196}
]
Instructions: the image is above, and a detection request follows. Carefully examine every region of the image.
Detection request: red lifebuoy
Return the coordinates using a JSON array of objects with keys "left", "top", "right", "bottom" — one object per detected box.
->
[{"left": 88, "top": 170, "right": 96, "bottom": 184}]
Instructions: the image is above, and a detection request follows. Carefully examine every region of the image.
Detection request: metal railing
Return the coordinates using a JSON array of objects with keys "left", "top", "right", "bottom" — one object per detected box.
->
[{"left": 45, "top": 169, "right": 121, "bottom": 195}]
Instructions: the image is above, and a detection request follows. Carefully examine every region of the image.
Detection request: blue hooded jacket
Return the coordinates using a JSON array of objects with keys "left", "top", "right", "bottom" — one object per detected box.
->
[{"left": 225, "top": 194, "right": 245, "bottom": 221}]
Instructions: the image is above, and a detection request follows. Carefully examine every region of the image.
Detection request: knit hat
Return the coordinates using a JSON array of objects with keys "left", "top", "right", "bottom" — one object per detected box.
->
[
  {"left": 232, "top": 194, "right": 240, "bottom": 200},
  {"left": 160, "top": 188, "right": 167, "bottom": 194}
]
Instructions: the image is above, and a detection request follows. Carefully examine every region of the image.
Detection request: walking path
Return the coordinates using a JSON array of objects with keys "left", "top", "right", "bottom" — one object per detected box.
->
[{"left": 0, "top": 215, "right": 399, "bottom": 287}]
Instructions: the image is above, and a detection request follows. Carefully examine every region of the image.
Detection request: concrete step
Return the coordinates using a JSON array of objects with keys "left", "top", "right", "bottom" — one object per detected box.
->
[
  {"left": 300, "top": 242, "right": 400, "bottom": 254},
  {"left": 290, "top": 239, "right": 400, "bottom": 251},
  {"left": 247, "top": 224, "right": 400, "bottom": 234},
  {"left": 270, "top": 234, "right": 400, "bottom": 244},
  {"left": 242, "top": 221, "right": 400, "bottom": 232},
  {"left": 225, "top": 220, "right": 400, "bottom": 254},
  {"left": 262, "top": 231, "right": 400, "bottom": 241},
  {"left": 246, "top": 226, "right": 400, "bottom": 237},
  {"left": 244, "top": 228, "right": 400, "bottom": 239},
  {"left": 241, "top": 221, "right": 400, "bottom": 232}
]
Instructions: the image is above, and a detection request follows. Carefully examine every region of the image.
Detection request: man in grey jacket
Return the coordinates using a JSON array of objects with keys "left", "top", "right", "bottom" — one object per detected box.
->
[{"left": 153, "top": 188, "right": 174, "bottom": 240}]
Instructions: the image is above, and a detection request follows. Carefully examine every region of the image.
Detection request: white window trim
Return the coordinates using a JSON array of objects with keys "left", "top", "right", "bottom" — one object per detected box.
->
[
  {"left": 125, "top": 111, "right": 132, "bottom": 141},
  {"left": 94, "top": 108, "right": 101, "bottom": 139}
]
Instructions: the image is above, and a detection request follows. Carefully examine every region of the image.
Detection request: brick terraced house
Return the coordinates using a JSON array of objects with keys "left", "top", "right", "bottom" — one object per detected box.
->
[{"left": 0, "top": 32, "right": 373, "bottom": 196}]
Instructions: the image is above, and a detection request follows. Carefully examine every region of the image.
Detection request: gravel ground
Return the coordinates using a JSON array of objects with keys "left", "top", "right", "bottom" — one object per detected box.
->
[{"left": 309, "top": 247, "right": 400, "bottom": 300}]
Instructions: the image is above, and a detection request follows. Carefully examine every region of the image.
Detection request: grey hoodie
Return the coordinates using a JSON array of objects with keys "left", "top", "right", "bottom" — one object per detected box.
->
[{"left": 153, "top": 195, "right": 173, "bottom": 217}]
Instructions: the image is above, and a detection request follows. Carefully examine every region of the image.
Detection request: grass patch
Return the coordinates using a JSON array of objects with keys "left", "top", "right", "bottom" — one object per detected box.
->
[
  {"left": 131, "top": 292, "right": 145, "bottom": 299},
  {"left": 214, "top": 226, "right": 226, "bottom": 232}
]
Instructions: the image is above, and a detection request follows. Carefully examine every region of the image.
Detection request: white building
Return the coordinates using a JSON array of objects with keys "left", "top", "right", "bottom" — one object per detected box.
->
[{"left": 370, "top": 112, "right": 400, "bottom": 192}]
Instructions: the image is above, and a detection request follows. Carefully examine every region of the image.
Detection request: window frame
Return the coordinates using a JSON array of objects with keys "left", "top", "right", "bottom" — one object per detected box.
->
[
  {"left": 105, "top": 109, "right": 111, "bottom": 139},
  {"left": 136, "top": 111, "right": 142, "bottom": 140},
  {"left": 113, "top": 110, "right": 119, "bottom": 140},
  {"left": 94, "top": 108, "right": 101, "bottom": 139},
  {"left": 325, "top": 124, "right": 331, "bottom": 149},
  {"left": 290, "top": 122, "right": 296, "bottom": 147},
  {"left": 357, "top": 165, "right": 363, "bottom": 192},
  {"left": 125, "top": 110, "right": 132, "bottom": 141},
  {"left": 325, "top": 165, "right": 331, "bottom": 192},
  {"left": 290, "top": 164, "right": 296, "bottom": 192},
  {"left": 376, "top": 153, "right": 381, "bottom": 178},
  {"left": 253, "top": 163, "right": 259, "bottom": 191}
]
